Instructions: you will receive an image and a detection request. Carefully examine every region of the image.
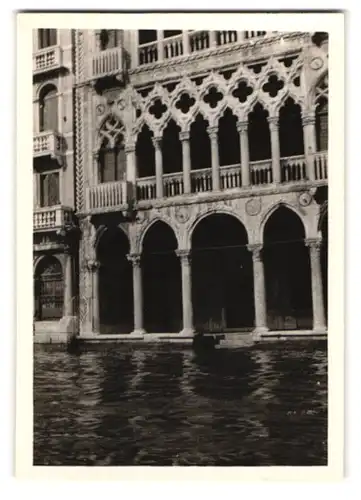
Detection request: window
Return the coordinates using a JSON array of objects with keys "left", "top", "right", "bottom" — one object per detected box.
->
[
  {"left": 99, "top": 136, "right": 126, "bottom": 183},
  {"left": 38, "top": 29, "right": 57, "bottom": 49},
  {"left": 39, "top": 85, "right": 58, "bottom": 132},
  {"left": 34, "top": 256, "right": 63, "bottom": 320},
  {"left": 138, "top": 30, "right": 157, "bottom": 45},
  {"left": 40, "top": 172, "right": 60, "bottom": 207},
  {"left": 99, "top": 30, "right": 121, "bottom": 50}
]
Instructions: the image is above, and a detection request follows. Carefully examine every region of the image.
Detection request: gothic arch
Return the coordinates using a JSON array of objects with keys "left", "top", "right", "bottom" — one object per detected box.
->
[
  {"left": 185, "top": 208, "right": 249, "bottom": 250},
  {"left": 93, "top": 224, "right": 130, "bottom": 251},
  {"left": 95, "top": 113, "right": 125, "bottom": 150},
  {"left": 33, "top": 254, "right": 64, "bottom": 275},
  {"left": 259, "top": 202, "right": 308, "bottom": 244},
  {"left": 138, "top": 217, "right": 180, "bottom": 254},
  {"left": 308, "top": 70, "right": 328, "bottom": 111},
  {"left": 36, "top": 81, "right": 59, "bottom": 101}
]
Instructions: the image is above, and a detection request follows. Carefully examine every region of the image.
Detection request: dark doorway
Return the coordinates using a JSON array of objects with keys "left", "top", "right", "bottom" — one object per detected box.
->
[
  {"left": 191, "top": 214, "right": 254, "bottom": 332},
  {"left": 97, "top": 227, "right": 133, "bottom": 334},
  {"left": 263, "top": 207, "right": 312, "bottom": 330},
  {"left": 142, "top": 221, "right": 182, "bottom": 332},
  {"left": 34, "top": 256, "right": 63, "bottom": 320}
]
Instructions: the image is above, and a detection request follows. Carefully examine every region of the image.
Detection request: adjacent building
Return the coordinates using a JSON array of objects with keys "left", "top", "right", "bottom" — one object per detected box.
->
[{"left": 33, "top": 29, "right": 329, "bottom": 341}]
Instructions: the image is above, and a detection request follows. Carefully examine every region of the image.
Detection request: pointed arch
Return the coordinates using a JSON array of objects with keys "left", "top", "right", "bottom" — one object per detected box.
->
[
  {"left": 260, "top": 202, "right": 308, "bottom": 244},
  {"left": 39, "top": 83, "right": 58, "bottom": 132},
  {"left": 138, "top": 217, "right": 179, "bottom": 254}
]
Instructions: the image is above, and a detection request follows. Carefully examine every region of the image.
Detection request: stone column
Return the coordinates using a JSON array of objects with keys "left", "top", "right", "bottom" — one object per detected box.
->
[
  {"left": 182, "top": 30, "right": 190, "bottom": 55},
  {"left": 209, "top": 30, "right": 217, "bottom": 48},
  {"left": 207, "top": 126, "right": 220, "bottom": 191},
  {"left": 248, "top": 244, "right": 269, "bottom": 335},
  {"left": 88, "top": 260, "right": 100, "bottom": 333},
  {"left": 157, "top": 30, "right": 164, "bottom": 62},
  {"left": 305, "top": 239, "right": 326, "bottom": 333},
  {"left": 302, "top": 113, "right": 317, "bottom": 181},
  {"left": 176, "top": 250, "right": 195, "bottom": 336},
  {"left": 127, "top": 253, "right": 146, "bottom": 336},
  {"left": 125, "top": 142, "right": 136, "bottom": 184},
  {"left": 268, "top": 116, "right": 281, "bottom": 184},
  {"left": 237, "top": 120, "right": 251, "bottom": 187},
  {"left": 63, "top": 248, "right": 73, "bottom": 317},
  {"left": 180, "top": 131, "right": 191, "bottom": 194},
  {"left": 152, "top": 136, "right": 164, "bottom": 198}
]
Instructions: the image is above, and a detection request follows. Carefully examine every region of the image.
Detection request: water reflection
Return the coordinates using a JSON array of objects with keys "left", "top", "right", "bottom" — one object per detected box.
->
[{"left": 33, "top": 342, "right": 327, "bottom": 466}]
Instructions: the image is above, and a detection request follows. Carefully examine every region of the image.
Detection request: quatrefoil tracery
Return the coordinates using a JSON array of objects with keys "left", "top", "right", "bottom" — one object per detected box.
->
[
  {"left": 149, "top": 98, "right": 168, "bottom": 119},
  {"left": 203, "top": 86, "right": 224, "bottom": 109},
  {"left": 232, "top": 80, "right": 254, "bottom": 103},
  {"left": 175, "top": 93, "right": 196, "bottom": 114},
  {"left": 262, "top": 74, "right": 285, "bottom": 98}
]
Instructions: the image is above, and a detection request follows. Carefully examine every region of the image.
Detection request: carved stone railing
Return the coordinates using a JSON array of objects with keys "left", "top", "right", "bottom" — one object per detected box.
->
[
  {"left": 163, "top": 34, "right": 184, "bottom": 59},
  {"left": 164, "top": 172, "right": 184, "bottom": 197},
  {"left": 33, "top": 205, "right": 73, "bottom": 231},
  {"left": 281, "top": 154, "right": 307, "bottom": 182},
  {"left": 138, "top": 41, "right": 158, "bottom": 66},
  {"left": 89, "top": 47, "right": 124, "bottom": 80},
  {"left": 189, "top": 31, "right": 211, "bottom": 52},
  {"left": 313, "top": 151, "right": 328, "bottom": 181},
  {"left": 220, "top": 164, "right": 242, "bottom": 189},
  {"left": 137, "top": 176, "right": 157, "bottom": 201},
  {"left": 250, "top": 159, "right": 273, "bottom": 185},
  {"left": 33, "top": 131, "right": 65, "bottom": 161},
  {"left": 191, "top": 168, "right": 213, "bottom": 193},
  {"left": 86, "top": 181, "right": 129, "bottom": 211},
  {"left": 33, "top": 45, "right": 63, "bottom": 75}
]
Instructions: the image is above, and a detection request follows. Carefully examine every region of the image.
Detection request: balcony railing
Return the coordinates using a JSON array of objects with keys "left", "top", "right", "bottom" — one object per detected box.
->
[
  {"left": 33, "top": 45, "right": 63, "bottom": 75},
  {"left": 86, "top": 180, "right": 129, "bottom": 211},
  {"left": 33, "top": 205, "right": 73, "bottom": 231},
  {"left": 33, "top": 131, "right": 65, "bottom": 160},
  {"left": 137, "top": 31, "right": 273, "bottom": 66},
  {"left": 88, "top": 47, "right": 124, "bottom": 80},
  {"left": 313, "top": 151, "right": 328, "bottom": 180}
]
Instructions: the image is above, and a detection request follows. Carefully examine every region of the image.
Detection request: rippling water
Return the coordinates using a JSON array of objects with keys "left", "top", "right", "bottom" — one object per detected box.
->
[{"left": 33, "top": 341, "right": 327, "bottom": 466}]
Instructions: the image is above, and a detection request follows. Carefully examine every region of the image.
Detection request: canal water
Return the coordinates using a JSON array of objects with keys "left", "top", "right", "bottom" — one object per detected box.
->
[{"left": 33, "top": 341, "right": 327, "bottom": 466}]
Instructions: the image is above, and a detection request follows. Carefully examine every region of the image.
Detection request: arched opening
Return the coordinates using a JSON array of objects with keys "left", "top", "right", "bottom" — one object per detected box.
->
[
  {"left": 190, "top": 113, "right": 211, "bottom": 171},
  {"left": 97, "top": 227, "right": 133, "bottom": 334},
  {"left": 39, "top": 84, "right": 58, "bottom": 132},
  {"left": 279, "top": 97, "right": 304, "bottom": 157},
  {"left": 263, "top": 207, "right": 312, "bottom": 330},
  {"left": 162, "top": 119, "right": 182, "bottom": 174},
  {"left": 218, "top": 108, "right": 240, "bottom": 167},
  {"left": 136, "top": 124, "right": 155, "bottom": 178},
  {"left": 316, "top": 96, "right": 328, "bottom": 152},
  {"left": 34, "top": 256, "right": 63, "bottom": 320},
  {"left": 191, "top": 214, "right": 254, "bottom": 332},
  {"left": 248, "top": 102, "right": 271, "bottom": 162},
  {"left": 142, "top": 221, "right": 182, "bottom": 333},
  {"left": 98, "top": 135, "right": 126, "bottom": 183},
  {"left": 320, "top": 210, "right": 328, "bottom": 324}
]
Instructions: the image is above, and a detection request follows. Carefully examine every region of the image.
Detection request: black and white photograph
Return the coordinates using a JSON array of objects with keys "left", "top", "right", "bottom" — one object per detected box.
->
[{"left": 15, "top": 11, "right": 344, "bottom": 479}]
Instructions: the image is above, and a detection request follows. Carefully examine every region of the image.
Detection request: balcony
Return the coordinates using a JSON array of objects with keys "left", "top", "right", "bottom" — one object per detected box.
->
[
  {"left": 138, "top": 30, "right": 274, "bottom": 67},
  {"left": 33, "top": 45, "right": 64, "bottom": 76},
  {"left": 86, "top": 180, "right": 130, "bottom": 213},
  {"left": 88, "top": 47, "right": 124, "bottom": 82},
  {"left": 33, "top": 131, "right": 65, "bottom": 163},
  {"left": 33, "top": 205, "right": 73, "bottom": 231}
]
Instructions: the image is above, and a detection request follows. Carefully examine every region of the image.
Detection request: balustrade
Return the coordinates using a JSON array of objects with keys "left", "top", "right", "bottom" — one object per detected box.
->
[
  {"left": 138, "top": 41, "right": 158, "bottom": 65},
  {"left": 33, "top": 45, "right": 63, "bottom": 74},
  {"left": 86, "top": 181, "right": 128, "bottom": 210},
  {"left": 217, "top": 31, "right": 238, "bottom": 46},
  {"left": 220, "top": 164, "right": 242, "bottom": 189},
  {"left": 33, "top": 206, "right": 73, "bottom": 231},
  {"left": 250, "top": 159, "right": 273, "bottom": 185},
  {"left": 189, "top": 30, "right": 210, "bottom": 52},
  {"left": 163, "top": 34, "right": 184, "bottom": 59},
  {"left": 313, "top": 151, "right": 328, "bottom": 181},
  {"left": 163, "top": 172, "right": 184, "bottom": 197},
  {"left": 90, "top": 47, "right": 123, "bottom": 79},
  {"left": 281, "top": 155, "right": 307, "bottom": 182},
  {"left": 33, "top": 131, "right": 65, "bottom": 159},
  {"left": 191, "top": 168, "right": 213, "bottom": 193},
  {"left": 136, "top": 177, "right": 157, "bottom": 201}
]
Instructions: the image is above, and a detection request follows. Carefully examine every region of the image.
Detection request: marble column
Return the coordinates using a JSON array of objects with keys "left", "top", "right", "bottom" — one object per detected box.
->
[
  {"left": 180, "top": 130, "right": 191, "bottom": 194},
  {"left": 237, "top": 120, "right": 251, "bottom": 187},
  {"left": 209, "top": 30, "right": 217, "bottom": 48},
  {"left": 176, "top": 250, "right": 195, "bottom": 336},
  {"left": 302, "top": 113, "right": 317, "bottom": 181},
  {"left": 125, "top": 142, "right": 136, "bottom": 184},
  {"left": 127, "top": 253, "right": 146, "bottom": 336},
  {"left": 157, "top": 30, "right": 164, "bottom": 62},
  {"left": 182, "top": 30, "right": 190, "bottom": 55},
  {"left": 207, "top": 126, "right": 221, "bottom": 191},
  {"left": 63, "top": 248, "right": 73, "bottom": 317},
  {"left": 305, "top": 238, "right": 326, "bottom": 333},
  {"left": 248, "top": 244, "right": 269, "bottom": 335},
  {"left": 268, "top": 116, "right": 281, "bottom": 184},
  {"left": 88, "top": 260, "right": 100, "bottom": 333},
  {"left": 152, "top": 136, "right": 164, "bottom": 198}
]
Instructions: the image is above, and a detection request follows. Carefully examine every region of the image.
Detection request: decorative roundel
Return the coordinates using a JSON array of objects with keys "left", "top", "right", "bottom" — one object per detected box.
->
[
  {"left": 298, "top": 192, "right": 313, "bottom": 207},
  {"left": 96, "top": 104, "right": 105, "bottom": 116},
  {"left": 117, "top": 99, "right": 125, "bottom": 111},
  {"left": 309, "top": 56, "right": 323, "bottom": 71},
  {"left": 175, "top": 206, "right": 190, "bottom": 224},
  {"left": 246, "top": 197, "right": 262, "bottom": 216}
]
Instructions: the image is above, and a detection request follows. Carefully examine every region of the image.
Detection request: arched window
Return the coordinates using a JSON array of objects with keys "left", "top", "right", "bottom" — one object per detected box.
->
[
  {"left": 38, "top": 29, "right": 57, "bottom": 49},
  {"left": 39, "top": 84, "right": 58, "bottom": 132},
  {"left": 98, "top": 136, "right": 126, "bottom": 183},
  {"left": 34, "top": 256, "right": 63, "bottom": 320},
  {"left": 99, "top": 30, "right": 122, "bottom": 50},
  {"left": 40, "top": 172, "right": 60, "bottom": 207}
]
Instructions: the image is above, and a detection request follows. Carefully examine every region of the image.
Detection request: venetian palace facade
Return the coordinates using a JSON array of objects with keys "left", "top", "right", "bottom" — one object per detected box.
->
[{"left": 33, "top": 29, "right": 329, "bottom": 342}]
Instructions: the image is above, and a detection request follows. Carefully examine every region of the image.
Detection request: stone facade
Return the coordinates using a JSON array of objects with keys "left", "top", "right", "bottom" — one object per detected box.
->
[{"left": 33, "top": 29, "right": 329, "bottom": 340}]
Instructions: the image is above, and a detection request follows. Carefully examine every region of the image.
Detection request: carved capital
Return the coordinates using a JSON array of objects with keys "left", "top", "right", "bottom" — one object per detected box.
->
[
  {"left": 302, "top": 113, "right": 316, "bottom": 127},
  {"left": 124, "top": 143, "right": 136, "bottom": 154},
  {"left": 305, "top": 238, "right": 323, "bottom": 251},
  {"left": 237, "top": 121, "right": 248, "bottom": 133},
  {"left": 207, "top": 126, "right": 218, "bottom": 140},
  {"left": 92, "top": 150, "right": 100, "bottom": 161},
  {"left": 127, "top": 253, "right": 142, "bottom": 267},
  {"left": 86, "top": 259, "right": 100, "bottom": 272},
  {"left": 152, "top": 136, "right": 162, "bottom": 149},
  {"left": 176, "top": 249, "right": 191, "bottom": 264},
  {"left": 247, "top": 243, "right": 263, "bottom": 261},
  {"left": 179, "top": 131, "right": 190, "bottom": 142},
  {"left": 267, "top": 116, "right": 279, "bottom": 130}
]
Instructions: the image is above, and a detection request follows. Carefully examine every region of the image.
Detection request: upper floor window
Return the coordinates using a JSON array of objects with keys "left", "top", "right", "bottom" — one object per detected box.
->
[
  {"left": 40, "top": 172, "right": 60, "bottom": 207},
  {"left": 99, "top": 30, "right": 122, "bottom": 50},
  {"left": 38, "top": 29, "right": 57, "bottom": 49},
  {"left": 39, "top": 84, "right": 58, "bottom": 132},
  {"left": 98, "top": 136, "right": 126, "bottom": 183}
]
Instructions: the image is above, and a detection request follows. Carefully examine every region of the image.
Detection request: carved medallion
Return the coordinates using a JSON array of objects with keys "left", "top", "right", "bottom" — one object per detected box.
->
[
  {"left": 175, "top": 206, "right": 190, "bottom": 224},
  {"left": 246, "top": 197, "right": 262, "bottom": 216},
  {"left": 96, "top": 104, "right": 105, "bottom": 116},
  {"left": 298, "top": 191, "right": 313, "bottom": 207},
  {"left": 309, "top": 56, "right": 323, "bottom": 71}
]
